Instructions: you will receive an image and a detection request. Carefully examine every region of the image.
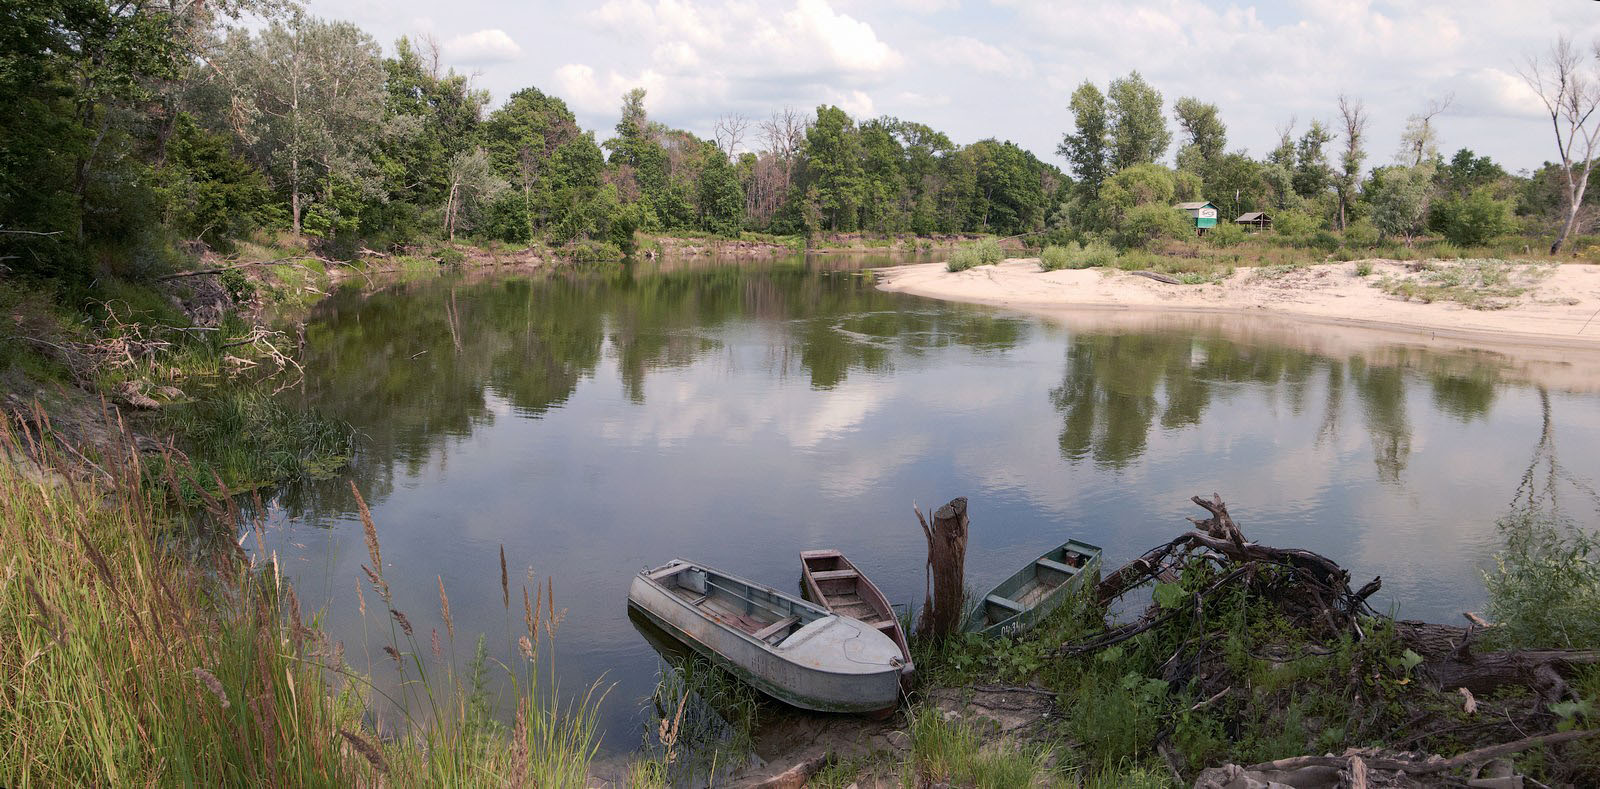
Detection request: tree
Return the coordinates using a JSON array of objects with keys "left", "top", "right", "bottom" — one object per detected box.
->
[
  {"left": 1368, "top": 164, "right": 1433, "bottom": 245},
  {"left": 1429, "top": 188, "right": 1512, "bottom": 246},
  {"left": 376, "top": 36, "right": 488, "bottom": 223},
  {"left": 1519, "top": 36, "right": 1600, "bottom": 253},
  {"left": 442, "top": 148, "right": 506, "bottom": 240},
  {"left": 803, "top": 105, "right": 865, "bottom": 231},
  {"left": 1058, "top": 81, "right": 1111, "bottom": 196},
  {"left": 1335, "top": 94, "right": 1368, "bottom": 230},
  {"left": 1398, "top": 93, "right": 1453, "bottom": 166},
  {"left": 696, "top": 143, "right": 744, "bottom": 234},
  {"left": 1437, "top": 148, "right": 1506, "bottom": 199},
  {"left": 1173, "top": 97, "right": 1226, "bottom": 175},
  {"left": 480, "top": 87, "right": 587, "bottom": 240},
  {"left": 217, "top": 16, "right": 387, "bottom": 237},
  {"left": 1107, "top": 71, "right": 1171, "bottom": 170},
  {"left": 1292, "top": 120, "right": 1334, "bottom": 200}
]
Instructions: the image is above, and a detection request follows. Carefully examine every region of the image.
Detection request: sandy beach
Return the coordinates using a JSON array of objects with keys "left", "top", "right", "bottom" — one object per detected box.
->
[
  {"left": 878, "top": 259, "right": 1600, "bottom": 349},
  {"left": 877, "top": 258, "right": 1600, "bottom": 391}
]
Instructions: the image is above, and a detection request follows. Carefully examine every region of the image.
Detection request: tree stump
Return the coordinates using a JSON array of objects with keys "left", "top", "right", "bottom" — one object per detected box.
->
[{"left": 917, "top": 497, "right": 970, "bottom": 640}]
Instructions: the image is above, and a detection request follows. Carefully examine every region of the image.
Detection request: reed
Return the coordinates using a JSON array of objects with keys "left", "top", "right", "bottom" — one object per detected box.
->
[{"left": 0, "top": 411, "right": 603, "bottom": 786}]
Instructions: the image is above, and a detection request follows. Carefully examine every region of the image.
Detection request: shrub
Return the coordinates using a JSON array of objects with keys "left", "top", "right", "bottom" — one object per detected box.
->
[
  {"left": 1082, "top": 241, "right": 1119, "bottom": 268},
  {"left": 1308, "top": 229, "right": 1341, "bottom": 252},
  {"left": 1343, "top": 218, "right": 1380, "bottom": 247},
  {"left": 1039, "top": 244, "right": 1075, "bottom": 271},
  {"left": 1485, "top": 511, "right": 1600, "bottom": 650},
  {"left": 1273, "top": 208, "right": 1318, "bottom": 239},
  {"left": 1206, "top": 222, "right": 1246, "bottom": 248},
  {"left": 1354, "top": 261, "right": 1373, "bottom": 277},
  {"left": 1114, "top": 204, "right": 1191, "bottom": 250},
  {"left": 946, "top": 238, "right": 1005, "bottom": 271}
]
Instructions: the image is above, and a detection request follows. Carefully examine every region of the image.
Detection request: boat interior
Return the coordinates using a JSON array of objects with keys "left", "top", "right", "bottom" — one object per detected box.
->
[
  {"left": 650, "top": 563, "right": 823, "bottom": 646},
  {"left": 975, "top": 544, "right": 1095, "bottom": 628},
  {"left": 802, "top": 552, "right": 896, "bottom": 629}
]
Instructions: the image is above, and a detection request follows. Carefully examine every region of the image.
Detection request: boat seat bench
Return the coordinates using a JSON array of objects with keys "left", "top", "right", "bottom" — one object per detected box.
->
[
  {"left": 810, "top": 569, "right": 859, "bottom": 582},
  {"left": 1036, "top": 558, "right": 1077, "bottom": 576},
  {"left": 985, "top": 594, "right": 1025, "bottom": 613},
  {"left": 753, "top": 616, "right": 799, "bottom": 642}
]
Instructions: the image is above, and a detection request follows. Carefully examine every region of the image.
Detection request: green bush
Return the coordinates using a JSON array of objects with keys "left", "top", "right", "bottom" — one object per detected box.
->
[
  {"left": 1114, "top": 204, "right": 1191, "bottom": 250},
  {"left": 1343, "top": 218, "right": 1380, "bottom": 247},
  {"left": 1039, "top": 244, "right": 1073, "bottom": 271},
  {"left": 1273, "top": 208, "right": 1318, "bottom": 239},
  {"left": 1430, "top": 189, "right": 1514, "bottom": 247},
  {"left": 1082, "top": 240, "right": 1119, "bottom": 268},
  {"left": 1485, "top": 511, "right": 1600, "bottom": 650},
  {"left": 1354, "top": 261, "right": 1374, "bottom": 277},
  {"left": 1206, "top": 222, "right": 1246, "bottom": 248},
  {"left": 1308, "top": 229, "right": 1341, "bottom": 252},
  {"left": 946, "top": 238, "right": 1005, "bottom": 271}
]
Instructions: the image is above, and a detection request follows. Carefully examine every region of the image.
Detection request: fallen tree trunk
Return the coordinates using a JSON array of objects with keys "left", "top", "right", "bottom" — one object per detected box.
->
[{"left": 1394, "top": 620, "right": 1600, "bottom": 696}]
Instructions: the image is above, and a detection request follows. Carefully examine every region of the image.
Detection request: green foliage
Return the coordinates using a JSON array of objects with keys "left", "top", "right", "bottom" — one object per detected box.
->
[
  {"left": 1354, "top": 261, "right": 1374, "bottom": 277},
  {"left": 152, "top": 387, "right": 353, "bottom": 497},
  {"left": 1114, "top": 204, "right": 1190, "bottom": 249},
  {"left": 1107, "top": 71, "right": 1171, "bottom": 170},
  {"left": 1484, "top": 510, "right": 1600, "bottom": 650},
  {"left": 906, "top": 707, "right": 1055, "bottom": 788},
  {"left": 1206, "top": 221, "right": 1246, "bottom": 248},
  {"left": 1272, "top": 208, "right": 1318, "bottom": 239},
  {"left": 1430, "top": 189, "right": 1514, "bottom": 247},
  {"left": 946, "top": 238, "right": 1005, "bottom": 271},
  {"left": 1368, "top": 164, "right": 1434, "bottom": 243},
  {"left": 1039, "top": 244, "right": 1073, "bottom": 270}
]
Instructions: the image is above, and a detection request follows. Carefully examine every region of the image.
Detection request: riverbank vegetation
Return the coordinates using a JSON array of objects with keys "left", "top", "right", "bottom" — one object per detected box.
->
[{"left": 0, "top": 419, "right": 604, "bottom": 785}]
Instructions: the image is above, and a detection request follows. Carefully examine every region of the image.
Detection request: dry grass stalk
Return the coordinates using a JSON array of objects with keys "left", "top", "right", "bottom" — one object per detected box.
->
[
  {"left": 350, "top": 481, "right": 380, "bottom": 576},
  {"left": 192, "top": 667, "right": 230, "bottom": 709},
  {"left": 430, "top": 628, "right": 441, "bottom": 659},
  {"left": 437, "top": 574, "right": 454, "bottom": 640},
  {"left": 523, "top": 586, "right": 534, "bottom": 643},
  {"left": 499, "top": 545, "right": 509, "bottom": 610},
  {"left": 339, "top": 728, "right": 389, "bottom": 775},
  {"left": 509, "top": 705, "right": 530, "bottom": 789},
  {"left": 383, "top": 645, "right": 403, "bottom": 669},
  {"left": 518, "top": 635, "right": 534, "bottom": 661},
  {"left": 355, "top": 579, "right": 366, "bottom": 617},
  {"left": 390, "top": 607, "right": 413, "bottom": 637}
]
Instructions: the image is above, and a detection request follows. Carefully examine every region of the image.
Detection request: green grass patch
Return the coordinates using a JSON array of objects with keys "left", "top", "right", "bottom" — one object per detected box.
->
[
  {"left": 151, "top": 387, "right": 354, "bottom": 498},
  {"left": 1375, "top": 259, "right": 1555, "bottom": 310}
]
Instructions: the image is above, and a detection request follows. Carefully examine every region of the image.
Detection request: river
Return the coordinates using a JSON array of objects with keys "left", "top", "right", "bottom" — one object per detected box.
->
[{"left": 252, "top": 252, "right": 1600, "bottom": 750}]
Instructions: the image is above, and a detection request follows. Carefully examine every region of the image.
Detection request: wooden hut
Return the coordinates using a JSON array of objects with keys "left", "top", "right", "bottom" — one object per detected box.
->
[
  {"left": 1234, "top": 211, "right": 1272, "bottom": 231},
  {"left": 1175, "top": 201, "right": 1219, "bottom": 231}
]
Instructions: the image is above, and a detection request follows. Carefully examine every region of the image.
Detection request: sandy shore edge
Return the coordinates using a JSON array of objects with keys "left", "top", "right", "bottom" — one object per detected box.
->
[{"left": 876, "top": 259, "right": 1600, "bottom": 351}]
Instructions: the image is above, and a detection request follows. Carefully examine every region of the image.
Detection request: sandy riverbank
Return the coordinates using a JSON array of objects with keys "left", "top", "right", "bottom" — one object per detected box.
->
[{"left": 878, "top": 258, "right": 1600, "bottom": 391}]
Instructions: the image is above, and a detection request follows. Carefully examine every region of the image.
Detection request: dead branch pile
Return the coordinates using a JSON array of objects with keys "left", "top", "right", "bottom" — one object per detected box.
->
[{"left": 1062, "top": 494, "right": 1597, "bottom": 788}]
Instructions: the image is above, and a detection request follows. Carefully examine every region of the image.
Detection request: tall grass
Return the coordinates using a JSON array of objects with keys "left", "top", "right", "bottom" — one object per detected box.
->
[{"left": 0, "top": 411, "right": 602, "bottom": 786}]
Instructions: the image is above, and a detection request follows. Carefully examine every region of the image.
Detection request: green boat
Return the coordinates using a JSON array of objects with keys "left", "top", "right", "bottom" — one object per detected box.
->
[{"left": 964, "top": 539, "right": 1102, "bottom": 637}]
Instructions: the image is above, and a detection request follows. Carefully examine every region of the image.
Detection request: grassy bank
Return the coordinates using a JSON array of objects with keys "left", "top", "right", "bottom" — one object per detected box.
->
[{"left": 0, "top": 418, "right": 603, "bottom": 785}]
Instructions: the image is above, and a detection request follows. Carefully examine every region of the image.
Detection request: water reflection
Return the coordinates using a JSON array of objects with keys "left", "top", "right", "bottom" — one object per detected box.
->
[{"left": 255, "top": 253, "right": 1600, "bottom": 750}]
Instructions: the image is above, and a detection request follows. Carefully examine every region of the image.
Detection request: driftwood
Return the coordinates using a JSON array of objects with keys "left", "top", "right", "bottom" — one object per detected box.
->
[
  {"left": 1067, "top": 493, "right": 1600, "bottom": 786},
  {"left": 153, "top": 256, "right": 302, "bottom": 281},
  {"left": 1129, "top": 269, "right": 1182, "bottom": 284},
  {"left": 1243, "top": 728, "right": 1599, "bottom": 775},
  {"left": 915, "top": 497, "right": 969, "bottom": 640}
]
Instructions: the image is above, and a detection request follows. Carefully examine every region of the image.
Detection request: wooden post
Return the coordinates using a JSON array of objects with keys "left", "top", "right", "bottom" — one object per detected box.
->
[{"left": 916, "top": 497, "right": 969, "bottom": 640}]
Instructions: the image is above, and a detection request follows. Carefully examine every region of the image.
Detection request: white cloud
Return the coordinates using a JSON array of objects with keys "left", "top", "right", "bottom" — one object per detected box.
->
[
  {"left": 935, "top": 36, "right": 1032, "bottom": 78},
  {"left": 560, "top": 0, "right": 901, "bottom": 121},
  {"left": 442, "top": 29, "right": 522, "bottom": 64}
]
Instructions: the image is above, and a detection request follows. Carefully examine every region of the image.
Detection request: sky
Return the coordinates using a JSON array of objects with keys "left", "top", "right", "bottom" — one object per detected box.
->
[{"left": 300, "top": 0, "right": 1600, "bottom": 175}]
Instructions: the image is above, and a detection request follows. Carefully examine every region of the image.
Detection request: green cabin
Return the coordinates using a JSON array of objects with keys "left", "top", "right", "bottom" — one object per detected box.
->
[{"left": 1176, "top": 200, "right": 1219, "bottom": 230}]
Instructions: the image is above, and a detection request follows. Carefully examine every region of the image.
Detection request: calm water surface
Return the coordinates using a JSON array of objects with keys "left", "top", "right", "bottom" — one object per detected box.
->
[{"left": 257, "top": 253, "right": 1600, "bottom": 749}]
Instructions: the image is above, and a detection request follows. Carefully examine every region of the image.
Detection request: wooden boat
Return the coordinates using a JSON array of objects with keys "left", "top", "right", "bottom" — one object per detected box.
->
[
  {"left": 627, "top": 559, "right": 909, "bottom": 714},
  {"left": 964, "top": 539, "right": 1102, "bottom": 637},
  {"left": 799, "top": 550, "right": 912, "bottom": 675}
]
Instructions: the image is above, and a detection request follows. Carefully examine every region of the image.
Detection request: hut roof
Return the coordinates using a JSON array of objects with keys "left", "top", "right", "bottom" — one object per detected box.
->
[
  {"left": 1176, "top": 201, "right": 1214, "bottom": 210},
  {"left": 1235, "top": 211, "right": 1269, "bottom": 221}
]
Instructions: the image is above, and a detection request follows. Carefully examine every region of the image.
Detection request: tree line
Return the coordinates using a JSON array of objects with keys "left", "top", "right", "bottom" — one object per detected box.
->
[{"left": 2, "top": 2, "right": 1595, "bottom": 289}]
